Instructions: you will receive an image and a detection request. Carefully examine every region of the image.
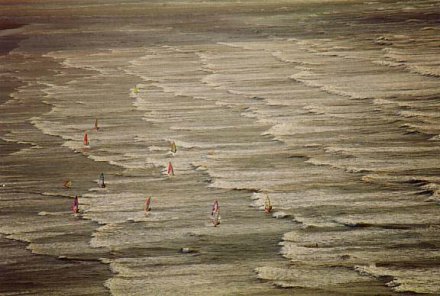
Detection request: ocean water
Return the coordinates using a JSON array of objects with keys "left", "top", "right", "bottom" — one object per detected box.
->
[{"left": 1, "top": 0, "right": 439, "bottom": 295}]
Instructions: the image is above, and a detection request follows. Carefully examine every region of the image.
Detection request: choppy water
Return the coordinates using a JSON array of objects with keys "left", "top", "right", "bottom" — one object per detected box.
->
[{"left": 1, "top": 0, "right": 439, "bottom": 295}]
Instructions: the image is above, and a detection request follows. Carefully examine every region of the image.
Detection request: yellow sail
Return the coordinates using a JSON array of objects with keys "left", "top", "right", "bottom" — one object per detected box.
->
[
  {"left": 64, "top": 180, "right": 72, "bottom": 189},
  {"left": 264, "top": 194, "right": 272, "bottom": 213},
  {"left": 170, "top": 141, "right": 177, "bottom": 153}
]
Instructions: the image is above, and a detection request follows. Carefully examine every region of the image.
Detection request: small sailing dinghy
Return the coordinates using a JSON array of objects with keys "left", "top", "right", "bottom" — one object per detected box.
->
[
  {"left": 211, "top": 200, "right": 221, "bottom": 226},
  {"left": 133, "top": 86, "right": 140, "bottom": 94},
  {"left": 144, "top": 196, "right": 151, "bottom": 215},
  {"left": 83, "top": 131, "right": 89, "bottom": 146},
  {"left": 98, "top": 173, "right": 106, "bottom": 188},
  {"left": 264, "top": 193, "right": 272, "bottom": 213}
]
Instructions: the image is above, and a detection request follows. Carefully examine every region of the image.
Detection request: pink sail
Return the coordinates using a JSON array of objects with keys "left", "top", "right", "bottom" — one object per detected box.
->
[
  {"left": 167, "top": 162, "right": 174, "bottom": 175},
  {"left": 211, "top": 200, "right": 219, "bottom": 215},
  {"left": 72, "top": 196, "right": 79, "bottom": 214}
]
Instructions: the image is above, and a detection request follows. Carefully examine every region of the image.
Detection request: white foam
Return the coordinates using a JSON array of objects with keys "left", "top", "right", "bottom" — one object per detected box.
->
[
  {"left": 17, "top": 28, "right": 439, "bottom": 295},
  {"left": 256, "top": 266, "right": 370, "bottom": 289},
  {"left": 355, "top": 265, "right": 440, "bottom": 294}
]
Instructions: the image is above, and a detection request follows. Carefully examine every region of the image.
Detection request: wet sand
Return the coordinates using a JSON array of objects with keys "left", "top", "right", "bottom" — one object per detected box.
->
[{"left": 1, "top": 0, "right": 439, "bottom": 295}]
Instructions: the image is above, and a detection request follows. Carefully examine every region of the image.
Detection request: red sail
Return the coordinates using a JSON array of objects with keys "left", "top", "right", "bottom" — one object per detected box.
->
[
  {"left": 145, "top": 197, "right": 151, "bottom": 211},
  {"left": 83, "top": 132, "right": 89, "bottom": 145}
]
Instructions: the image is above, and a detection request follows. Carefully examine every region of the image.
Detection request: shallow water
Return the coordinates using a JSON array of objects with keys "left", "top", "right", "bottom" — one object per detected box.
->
[{"left": 1, "top": 0, "right": 439, "bottom": 295}]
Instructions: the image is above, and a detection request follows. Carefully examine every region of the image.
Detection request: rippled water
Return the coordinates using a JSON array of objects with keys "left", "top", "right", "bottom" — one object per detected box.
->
[{"left": 1, "top": 0, "right": 439, "bottom": 295}]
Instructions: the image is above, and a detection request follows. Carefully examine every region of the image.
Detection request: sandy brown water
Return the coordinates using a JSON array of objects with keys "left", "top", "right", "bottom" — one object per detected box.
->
[{"left": 1, "top": 0, "right": 439, "bottom": 295}]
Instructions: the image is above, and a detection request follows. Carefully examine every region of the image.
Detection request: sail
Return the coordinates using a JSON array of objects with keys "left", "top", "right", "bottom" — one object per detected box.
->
[
  {"left": 72, "top": 196, "right": 79, "bottom": 213},
  {"left": 170, "top": 141, "right": 177, "bottom": 153},
  {"left": 98, "top": 173, "right": 105, "bottom": 188},
  {"left": 264, "top": 194, "right": 271, "bottom": 207},
  {"left": 211, "top": 200, "right": 219, "bottom": 215},
  {"left": 83, "top": 132, "right": 89, "bottom": 146},
  {"left": 95, "top": 119, "right": 99, "bottom": 130},
  {"left": 145, "top": 196, "right": 151, "bottom": 213},
  {"left": 167, "top": 162, "right": 174, "bottom": 175},
  {"left": 211, "top": 200, "right": 220, "bottom": 226},
  {"left": 212, "top": 211, "right": 220, "bottom": 226},
  {"left": 64, "top": 180, "right": 72, "bottom": 189},
  {"left": 264, "top": 194, "right": 272, "bottom": 213}
]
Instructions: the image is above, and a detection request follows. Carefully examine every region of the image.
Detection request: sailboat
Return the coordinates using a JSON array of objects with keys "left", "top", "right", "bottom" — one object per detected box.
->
[
  {"left": 170, "top": 141, "right": 177, "bottom": 154},
  {"left": 211, "top": 200, "right": 221, "bottom": 226},
  {"left": 83, "top": 131, "right": 89, "bottom": 146},
  {"left": 94, "top": 119, "right": 100, "bottom": 131},
  {"left": 133, "top": 86, "right": 140, "bottom": 94},
  {"left": 264, "top": 194, "right": 272, "bottom": 213}
]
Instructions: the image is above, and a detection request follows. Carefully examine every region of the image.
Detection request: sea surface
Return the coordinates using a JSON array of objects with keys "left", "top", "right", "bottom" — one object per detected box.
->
[{"left": 0, "top": 0, "right": 439, "bottom": 295}]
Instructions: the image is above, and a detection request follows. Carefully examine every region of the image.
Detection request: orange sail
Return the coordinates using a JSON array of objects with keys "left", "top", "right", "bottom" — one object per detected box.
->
[
  {"left": 83, "top": 131, "right": 89, "bottom": 146},
  {"left": 63, "top": 180, "right": 72, "bottom": 189}
]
